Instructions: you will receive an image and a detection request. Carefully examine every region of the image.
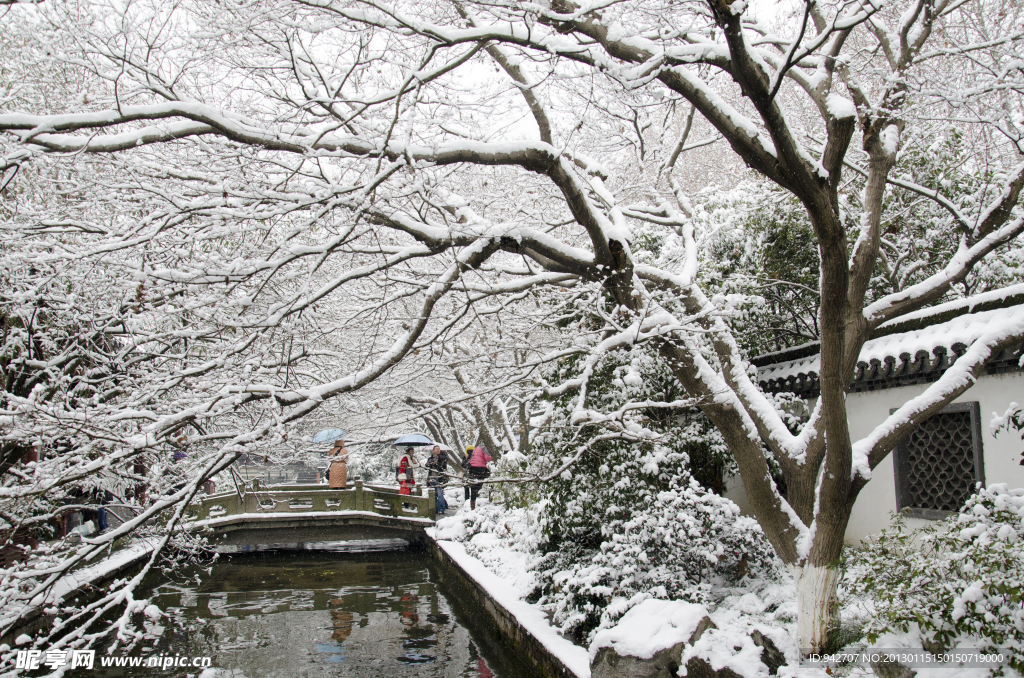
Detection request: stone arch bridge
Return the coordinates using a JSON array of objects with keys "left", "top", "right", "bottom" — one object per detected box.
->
[{"left": 186, "top": 479, "right": 437, "bottom": 550}]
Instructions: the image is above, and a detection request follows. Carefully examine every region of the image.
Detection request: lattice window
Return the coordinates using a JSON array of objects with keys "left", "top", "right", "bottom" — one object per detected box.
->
[{"left": 893, "top": 402, "right": 985, "bottom": 519}]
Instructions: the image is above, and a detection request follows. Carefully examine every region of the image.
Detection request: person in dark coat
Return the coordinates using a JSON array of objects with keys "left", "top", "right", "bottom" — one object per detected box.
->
[
  {"left": 425, "top": 445, "right": 449, "bottom": 515},
  {"left": 462, "top": 447, "right": 473, "bottom": 500}
]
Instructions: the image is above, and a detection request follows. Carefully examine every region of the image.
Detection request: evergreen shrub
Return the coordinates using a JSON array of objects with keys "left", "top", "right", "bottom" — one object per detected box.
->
[
  {"left": 531, "top": 347, "right": 784, "bottom": 638},
  {"left": 846, "top": 485, "right": 1024, "bottom": 673}
]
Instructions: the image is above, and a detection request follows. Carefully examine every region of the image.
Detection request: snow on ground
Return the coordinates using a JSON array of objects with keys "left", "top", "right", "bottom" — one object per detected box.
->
[
  {"left": 684, "top": 582, "right": 807, "bottom": 678},
  {"left": 433, "top": 490, "right": 541, "bottom": 598},
  {"left": 430, "top": 538, "right": 592, "bottom": 677},
  {"left": 429, "top": 492, "right": 590, "bottom": 677},
  {"left": 590, "top": 598, "right": 710, "bottom": 660},
  {"left": 430, "top": 489, "right": 1021, "bottom": 678},
  {"left": 428, "top": 493, "right": 832, "bottom": 678}
]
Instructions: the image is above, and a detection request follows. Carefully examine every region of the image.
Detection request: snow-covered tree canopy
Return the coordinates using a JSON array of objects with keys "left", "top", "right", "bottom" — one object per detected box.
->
[{"left": 1, "top": 0, "right": 1022, "bottom": 653}]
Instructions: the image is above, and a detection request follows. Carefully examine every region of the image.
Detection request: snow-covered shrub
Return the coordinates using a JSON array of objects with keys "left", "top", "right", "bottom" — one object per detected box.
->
[
  {"left": 531, "top": 347, "right": 783, "bottom": 639},
  {"left": 846, "top": 485, "right": 1024, "bottom": 671},
  {"left": 537, "top": 466, "right": 783, "bottom": 639},
  {"left": 433, "top": 502, "right": 543, "bottom": 598},
  {"left": 487, "top": 450, "right": 546, "bottom": 510}
]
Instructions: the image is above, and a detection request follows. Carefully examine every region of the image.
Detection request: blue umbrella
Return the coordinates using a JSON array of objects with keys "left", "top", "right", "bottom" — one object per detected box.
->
[
  {"left": 392, "top": 434, "right": 432, "bottom": 447},
  {"left": 312, "top": 429, "right": 347, "bottom": 445}
]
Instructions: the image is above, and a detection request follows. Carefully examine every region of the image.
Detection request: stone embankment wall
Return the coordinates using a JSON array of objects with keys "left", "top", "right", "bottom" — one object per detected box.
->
[{"left": 426, "top": 534, "right": 583, "bottom": 678}]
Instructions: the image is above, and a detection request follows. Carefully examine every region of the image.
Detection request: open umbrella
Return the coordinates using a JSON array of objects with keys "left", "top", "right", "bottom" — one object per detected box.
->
[
  {"left": 392, "top": 434, "right": 432, "bottom": 447},
  {"left": 312, "top": 429, "right": 347, "bottom": 445}
]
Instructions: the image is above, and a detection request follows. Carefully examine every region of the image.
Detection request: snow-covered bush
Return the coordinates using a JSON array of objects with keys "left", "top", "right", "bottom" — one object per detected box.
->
[
  {"left": 537, "top": 467, "right": 783, "bottom": 639},
  {"left": 530, "top": 347, "right": 783, "bottom": 639},
  {"left": 433, "top": 503, "right": 543, "bottom": 597},
  {"left": 846, "top": 485, "right": 1024, "bottom": 671}
]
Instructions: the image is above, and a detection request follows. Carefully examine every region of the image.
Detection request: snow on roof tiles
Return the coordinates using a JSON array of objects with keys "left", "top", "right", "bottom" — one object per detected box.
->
[{"left": 758, "top": 303, "right": 1024, "bottom": 397}]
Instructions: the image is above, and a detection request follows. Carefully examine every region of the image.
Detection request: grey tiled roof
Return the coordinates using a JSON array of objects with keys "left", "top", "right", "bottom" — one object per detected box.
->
[{"left": 755, "top": 285, "right": 1024, "bottom": 397}]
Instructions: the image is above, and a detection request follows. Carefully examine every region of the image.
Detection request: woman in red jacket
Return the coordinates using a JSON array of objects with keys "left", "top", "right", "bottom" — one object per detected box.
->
[{"left": 397, "top": 447, "right": 419, "bottom": 495}]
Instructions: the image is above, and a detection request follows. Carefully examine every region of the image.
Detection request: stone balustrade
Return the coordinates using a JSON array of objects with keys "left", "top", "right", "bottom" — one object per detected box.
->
[{"left": 186, "top": 478, "right": 436, "bottom": 523}]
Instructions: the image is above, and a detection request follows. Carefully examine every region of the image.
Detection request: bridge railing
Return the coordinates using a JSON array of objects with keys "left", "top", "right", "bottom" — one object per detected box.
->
[{"left": 185, "top": 479, "right": 436, "bottom": 522}]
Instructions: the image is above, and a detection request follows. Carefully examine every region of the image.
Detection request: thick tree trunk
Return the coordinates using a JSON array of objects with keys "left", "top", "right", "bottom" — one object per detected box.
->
[{"left": 792, "top": 563, "right": 840, "bottom": 653}]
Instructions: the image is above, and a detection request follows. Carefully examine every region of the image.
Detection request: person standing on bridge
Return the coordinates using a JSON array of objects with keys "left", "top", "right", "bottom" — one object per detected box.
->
[
  {"left": 467, "top": 445, "right": 492, "bottom": 511},
  {"left": 425, "top": 445, "right": 449, "bottom": 516},
  {"left": 327, "top": 439, "right": 349, "bottom": 489},
  {"left": 396, "top": 447, "right": 418, "bottom": 495},
  {"left": 462, "top": 447, "right": 473, "bottom": 501}
]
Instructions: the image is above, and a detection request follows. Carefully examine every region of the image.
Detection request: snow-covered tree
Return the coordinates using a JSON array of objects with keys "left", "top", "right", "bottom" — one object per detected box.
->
[
  {"left": 528, "top": 344, "right": 781, "bottom": 638},
  {"left": 1, "top": 0, "right": 1022, "bottom": 654}
]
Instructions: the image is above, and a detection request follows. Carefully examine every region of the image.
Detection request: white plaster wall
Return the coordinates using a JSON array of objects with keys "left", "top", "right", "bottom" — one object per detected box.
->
[
  {"left": 723, "top": 371, "right": 1024, "bottom": 545},
  {"left": 724, "top": 473, "right": 753, "bottom": 516},
  {"left": 844, "top": 371, "right": 1024, "bottom": 544}
]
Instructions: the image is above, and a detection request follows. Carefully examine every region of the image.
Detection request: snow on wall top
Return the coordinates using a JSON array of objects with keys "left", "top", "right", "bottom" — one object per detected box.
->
[
  {"left": 757, "top": 300, "right": 1024, "bottom": 395},
  {"left": 752, "top": 283, "right": 1024, "bottom": 369},
  {"left": 876, "top": 282, "right": 1024, "bottom": 330}
]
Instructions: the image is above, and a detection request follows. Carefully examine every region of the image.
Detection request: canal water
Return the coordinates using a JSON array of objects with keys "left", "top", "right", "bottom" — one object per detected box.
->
[{"left": 110, "top": 549, "right": 533, "bottom": 678}]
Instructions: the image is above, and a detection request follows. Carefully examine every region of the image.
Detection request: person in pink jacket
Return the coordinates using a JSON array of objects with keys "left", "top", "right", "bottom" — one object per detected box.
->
[{"left": 467, "top": 445, "right": 492, "bottom": 510}]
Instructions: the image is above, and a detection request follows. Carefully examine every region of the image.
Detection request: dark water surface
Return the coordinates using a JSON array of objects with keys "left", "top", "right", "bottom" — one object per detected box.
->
[{"left": 114, "top": 550, "right": 531, "bottom": 678}]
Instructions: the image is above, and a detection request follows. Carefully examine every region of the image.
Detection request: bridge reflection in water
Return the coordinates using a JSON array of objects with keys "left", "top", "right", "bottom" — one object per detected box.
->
[{"left": 124, "top": 550, "right": 530, "bottom": 678}]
